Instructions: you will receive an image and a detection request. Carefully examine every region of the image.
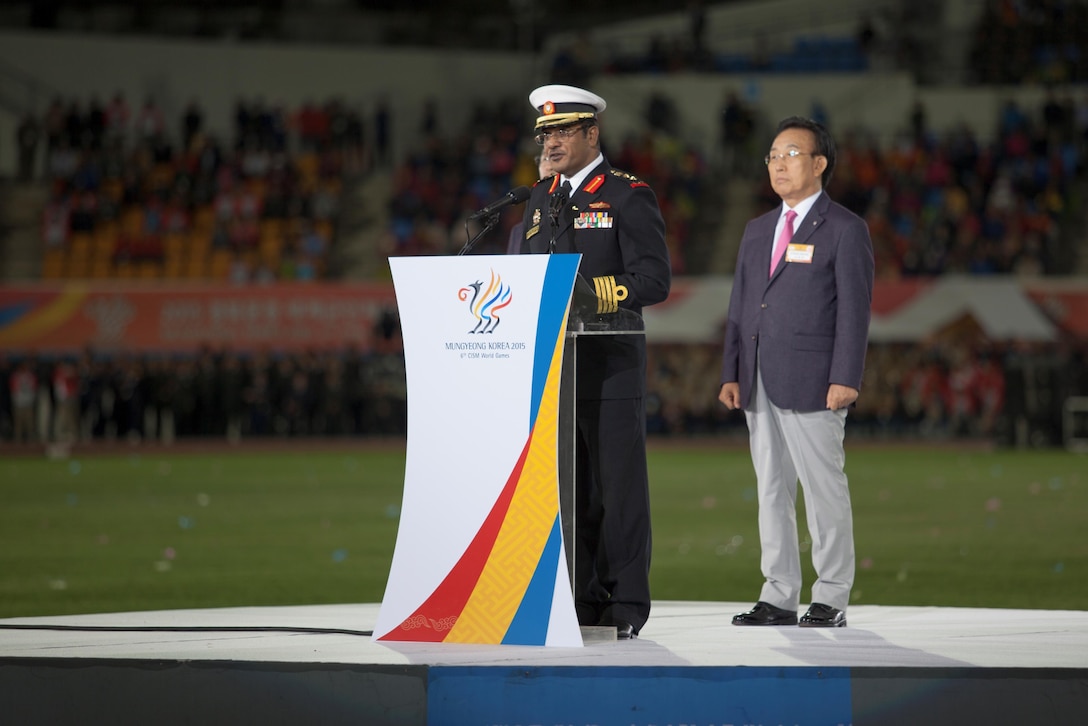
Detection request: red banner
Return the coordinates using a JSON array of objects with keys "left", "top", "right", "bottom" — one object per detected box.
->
[
  {"left": 3, "top": 278, "right": 1086, "bottom": 354},
  {"left": 1025, "top": 283, "right": 1088, "bottom": 338},
  {"left": 0, "top": 282, "right": 398, "bottom": 353}
]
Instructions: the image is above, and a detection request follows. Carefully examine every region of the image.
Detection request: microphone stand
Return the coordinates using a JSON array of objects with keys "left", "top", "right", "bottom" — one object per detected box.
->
[
  {"left": 548, "top": 187, "right": 568, "bottom": 254},
  {"left": 457, "top": 213, "right": 500, "bottom": 256}
]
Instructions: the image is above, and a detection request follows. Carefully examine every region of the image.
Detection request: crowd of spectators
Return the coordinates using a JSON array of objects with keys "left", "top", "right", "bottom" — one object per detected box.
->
[
  {"left": 969, "top": 0, "right": 1088, "bottom": 85},
  {"left": 380, "top": 79, "right": 1088, "bottom": 279},
  {"left": 7, "top": 4, "right": 1088, "bottom": 450},
  {"left": 610, "top": 103, "right": 709, "bottom": 275},
  {"left": 12, "top": 92, "right": 1085, "bottom": 448},
  {"left": 380, "top": 96, "right": 525, "bottom": 258},
  {"left": 17, "top": 93, "right": 386, "bottom": 282},
  {"left": 739, "top": 92, "right": 1088, "bottom": 278},
  {"left": 644, "top": 338, "right": 1088, "bottom": 448},
  {"left": 0, "top": 320, "right": 407, "bottom": 447},
  {"left": 5, "top": 329, "right": 1086, "bottom": 448}
]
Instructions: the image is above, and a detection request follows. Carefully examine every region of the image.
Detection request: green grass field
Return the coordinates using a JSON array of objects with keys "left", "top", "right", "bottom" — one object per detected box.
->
[{"left": 1, "top": 443, "right": 1085, "bottom": 618}]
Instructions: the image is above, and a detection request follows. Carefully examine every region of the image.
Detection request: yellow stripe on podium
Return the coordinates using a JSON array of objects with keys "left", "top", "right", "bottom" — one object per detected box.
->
[{"left": 447, "top": 312, "right": 567, "bottom": 643}]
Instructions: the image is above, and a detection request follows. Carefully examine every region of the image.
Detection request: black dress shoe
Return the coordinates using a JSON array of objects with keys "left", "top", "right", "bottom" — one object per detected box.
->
[
  {"left": 732, "top": 601, "right": 798, "bottom": 626},
  {"left": 598, "top": 617, "right": 637, "bottom": 640},
  {"left": 799, "top": 603, "right": 846, "bottom": 628}
]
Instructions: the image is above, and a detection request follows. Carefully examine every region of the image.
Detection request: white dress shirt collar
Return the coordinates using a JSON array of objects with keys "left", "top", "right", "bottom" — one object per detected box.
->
[
  {"left": 561, "top": 152, "right": 605, "bottom": 194},
  {"left": 782, "top": 190, "right": 821, "bottom": 226}
]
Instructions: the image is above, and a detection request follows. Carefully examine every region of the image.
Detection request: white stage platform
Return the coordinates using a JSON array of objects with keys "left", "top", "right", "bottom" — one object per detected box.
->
[{"left": 3, "top": 601, "right": 1087, "bottom": 725}]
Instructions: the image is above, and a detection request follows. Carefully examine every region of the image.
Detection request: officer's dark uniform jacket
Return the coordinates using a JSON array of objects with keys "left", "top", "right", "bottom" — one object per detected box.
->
[{"left": 519, "top": 158, "right": 671, "bottom": 400}]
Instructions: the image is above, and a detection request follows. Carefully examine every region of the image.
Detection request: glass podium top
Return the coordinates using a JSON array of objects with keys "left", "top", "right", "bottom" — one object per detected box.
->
[{"left": 566, "top": 273, "right": 645, "bottom": 335}]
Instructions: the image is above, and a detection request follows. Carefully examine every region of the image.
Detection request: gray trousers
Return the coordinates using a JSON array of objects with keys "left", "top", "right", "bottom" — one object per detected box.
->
[{"left": 744, "top": 364, "right": 855, "bottom": 612}]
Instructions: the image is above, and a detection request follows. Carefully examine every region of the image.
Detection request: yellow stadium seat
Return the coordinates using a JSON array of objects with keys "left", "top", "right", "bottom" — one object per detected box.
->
[
  {"left": 41, "top": 249, "right": 65, "bottom": 278},
  {"left": 295, "top": 154, "right": 320, "bottom": 189},
  {"left": 150, "top": 163, "right": 174, "bottom": 190},
  {"left": 138, "top": 261, "right": 162, "bottom": 279},
  {"left": 65, "top": 252, "right": 90, "bottom": 279},
  {"left": 164, "top": 232, "right": 186, "bottom": 260},
  {"left": 70, "top": 232, "right": 93, "bottom": 258},
  {"left": 188, "top": 229, "right": 212, "bottom": 256},
  {"left": 121, "top": 208, "right": 144, "bottom": 238},
  {"left": 260, "top": 218, "right": 282, "bottom": 241},
  {"left": 185, "top": 248, "right": 208, "bottom": 278},
  {"left": 93, "top": 223, "right": 119, "bottom": 259},
  {"left": 209, "top": 249, "right": 233, "bottom": 279},
  {"left": 163, "top": 257, "right": 185, "bottom": 278},
  {"left": 192, "top": 205, "right": 215, "bottom": 234},
  {"left": 90, "top": 259, "right": 113, "bottom": 278}
]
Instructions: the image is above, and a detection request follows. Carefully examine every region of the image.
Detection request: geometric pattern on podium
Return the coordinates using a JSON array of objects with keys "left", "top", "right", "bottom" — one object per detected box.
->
[{"left": 377, "top": 256, "right": 577, "bottom": 645}]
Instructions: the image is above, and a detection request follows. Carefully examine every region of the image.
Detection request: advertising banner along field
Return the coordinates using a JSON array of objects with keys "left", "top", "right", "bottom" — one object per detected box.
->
[
  {"left": 0, "top": 282, "right": 398, "bottom": 353},
  {"left": 1, "top": 276, "right": 1085, "bottom": 354}
]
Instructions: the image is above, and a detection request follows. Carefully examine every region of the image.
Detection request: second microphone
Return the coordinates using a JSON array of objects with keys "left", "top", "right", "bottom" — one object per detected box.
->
[{"left": 468, "top": 186, "right": 532, "bottom": 221}]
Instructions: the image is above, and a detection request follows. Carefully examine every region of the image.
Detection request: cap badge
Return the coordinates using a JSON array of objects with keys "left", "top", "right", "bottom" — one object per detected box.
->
[{"left": 542, "top": 101, "right": 555, "bottom": 115}]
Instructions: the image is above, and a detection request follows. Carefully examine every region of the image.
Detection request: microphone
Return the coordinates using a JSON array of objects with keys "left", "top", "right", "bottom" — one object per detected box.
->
[
  {"left": 548, "top": 180, "right": 571, "bottom": 253},
  {"left": 468, "top": 186, "right": 531, "bottom": 221},
  {"left": 549, "top": 182, "right": 570, "bottom": 223}
]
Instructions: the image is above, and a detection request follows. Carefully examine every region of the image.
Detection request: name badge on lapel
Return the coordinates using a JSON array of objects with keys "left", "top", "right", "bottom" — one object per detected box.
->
[
  {"left": 785, "top": 244, "right": 814, "bottom": 263},
  {"left": 574, "top": 211, "right": 613, "bottom": 229}
]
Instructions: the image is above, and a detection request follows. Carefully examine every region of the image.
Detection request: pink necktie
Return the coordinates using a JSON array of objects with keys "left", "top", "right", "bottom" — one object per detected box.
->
[{"left": 770, "top": 209, "right": 797, "bottom": 276}]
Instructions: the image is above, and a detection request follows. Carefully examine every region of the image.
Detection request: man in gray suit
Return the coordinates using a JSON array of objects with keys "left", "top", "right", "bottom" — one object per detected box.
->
[{"left": 718, "top": 116, "right": 874, "bottom": 628}]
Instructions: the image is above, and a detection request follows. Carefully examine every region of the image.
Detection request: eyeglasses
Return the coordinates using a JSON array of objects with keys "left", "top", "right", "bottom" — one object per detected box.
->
[
  {"left": 764, "top": 149, "right": 814, "bottom": 165},
  {"left": 535, "top": 124, "right": 588, "bottom": 146}
]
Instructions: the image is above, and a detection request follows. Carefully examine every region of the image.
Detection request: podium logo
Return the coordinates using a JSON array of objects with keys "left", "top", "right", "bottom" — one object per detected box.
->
[{"left": 458, "top": 269, "right": 512, "bottom": 334}]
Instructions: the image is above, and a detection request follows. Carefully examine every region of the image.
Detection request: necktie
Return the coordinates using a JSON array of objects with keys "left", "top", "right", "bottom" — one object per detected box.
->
[
  {"left": 770, "top": 209, "right": 797, "bottom": 276},
  {"left": 557, "top": 180, "right": 572, "bottom": 207}
]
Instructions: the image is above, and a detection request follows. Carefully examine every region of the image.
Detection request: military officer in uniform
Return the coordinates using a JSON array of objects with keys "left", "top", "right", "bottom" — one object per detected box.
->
[{"left": 519, "top": 84, "right": 671, "bottom": 639}]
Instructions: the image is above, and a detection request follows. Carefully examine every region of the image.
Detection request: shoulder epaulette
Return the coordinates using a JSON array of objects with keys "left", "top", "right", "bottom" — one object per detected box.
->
[
  {"left": 532, "top": 174, "right": 559, "bottom": 190},
  {"left": 609, "top": 168, "right": 650, "bottom": 188}
]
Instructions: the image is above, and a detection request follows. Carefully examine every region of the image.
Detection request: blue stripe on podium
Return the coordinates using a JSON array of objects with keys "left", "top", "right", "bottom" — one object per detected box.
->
[
  {"left": 502, "top": 517, "right": 564, "bottom": 646},
  {"left": 529, "top": 255, "right": 581, "bottom": 424},
  {"left": 427, "top": 665, "right": 853, "bottom": 725}
]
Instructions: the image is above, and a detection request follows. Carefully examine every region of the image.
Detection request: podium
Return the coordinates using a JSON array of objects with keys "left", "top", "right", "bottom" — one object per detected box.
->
[
  {"left": 372, "top": 255, "right": 644, "bottom": 647},
  {"left": 373, "top": 254, "right": 579, "bottom": 646}
]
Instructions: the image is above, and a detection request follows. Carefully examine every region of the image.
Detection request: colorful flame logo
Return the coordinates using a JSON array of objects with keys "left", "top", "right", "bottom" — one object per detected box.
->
[{"left": 458, "top": 269, "right": 512, "bottom": 334}]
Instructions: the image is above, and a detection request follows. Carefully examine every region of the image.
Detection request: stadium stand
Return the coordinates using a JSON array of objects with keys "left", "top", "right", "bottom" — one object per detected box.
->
[
  {"left": 24, "top": 93, "right": 365, "bottom": 283},
  {"left": 2, "top": 0, "right": 1088, "bottom": 449}
]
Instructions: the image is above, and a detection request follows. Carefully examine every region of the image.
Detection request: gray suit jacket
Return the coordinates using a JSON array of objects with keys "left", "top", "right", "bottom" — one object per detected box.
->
[{"left": 720, "top": 191, "right": 874, "bottom": 412}]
